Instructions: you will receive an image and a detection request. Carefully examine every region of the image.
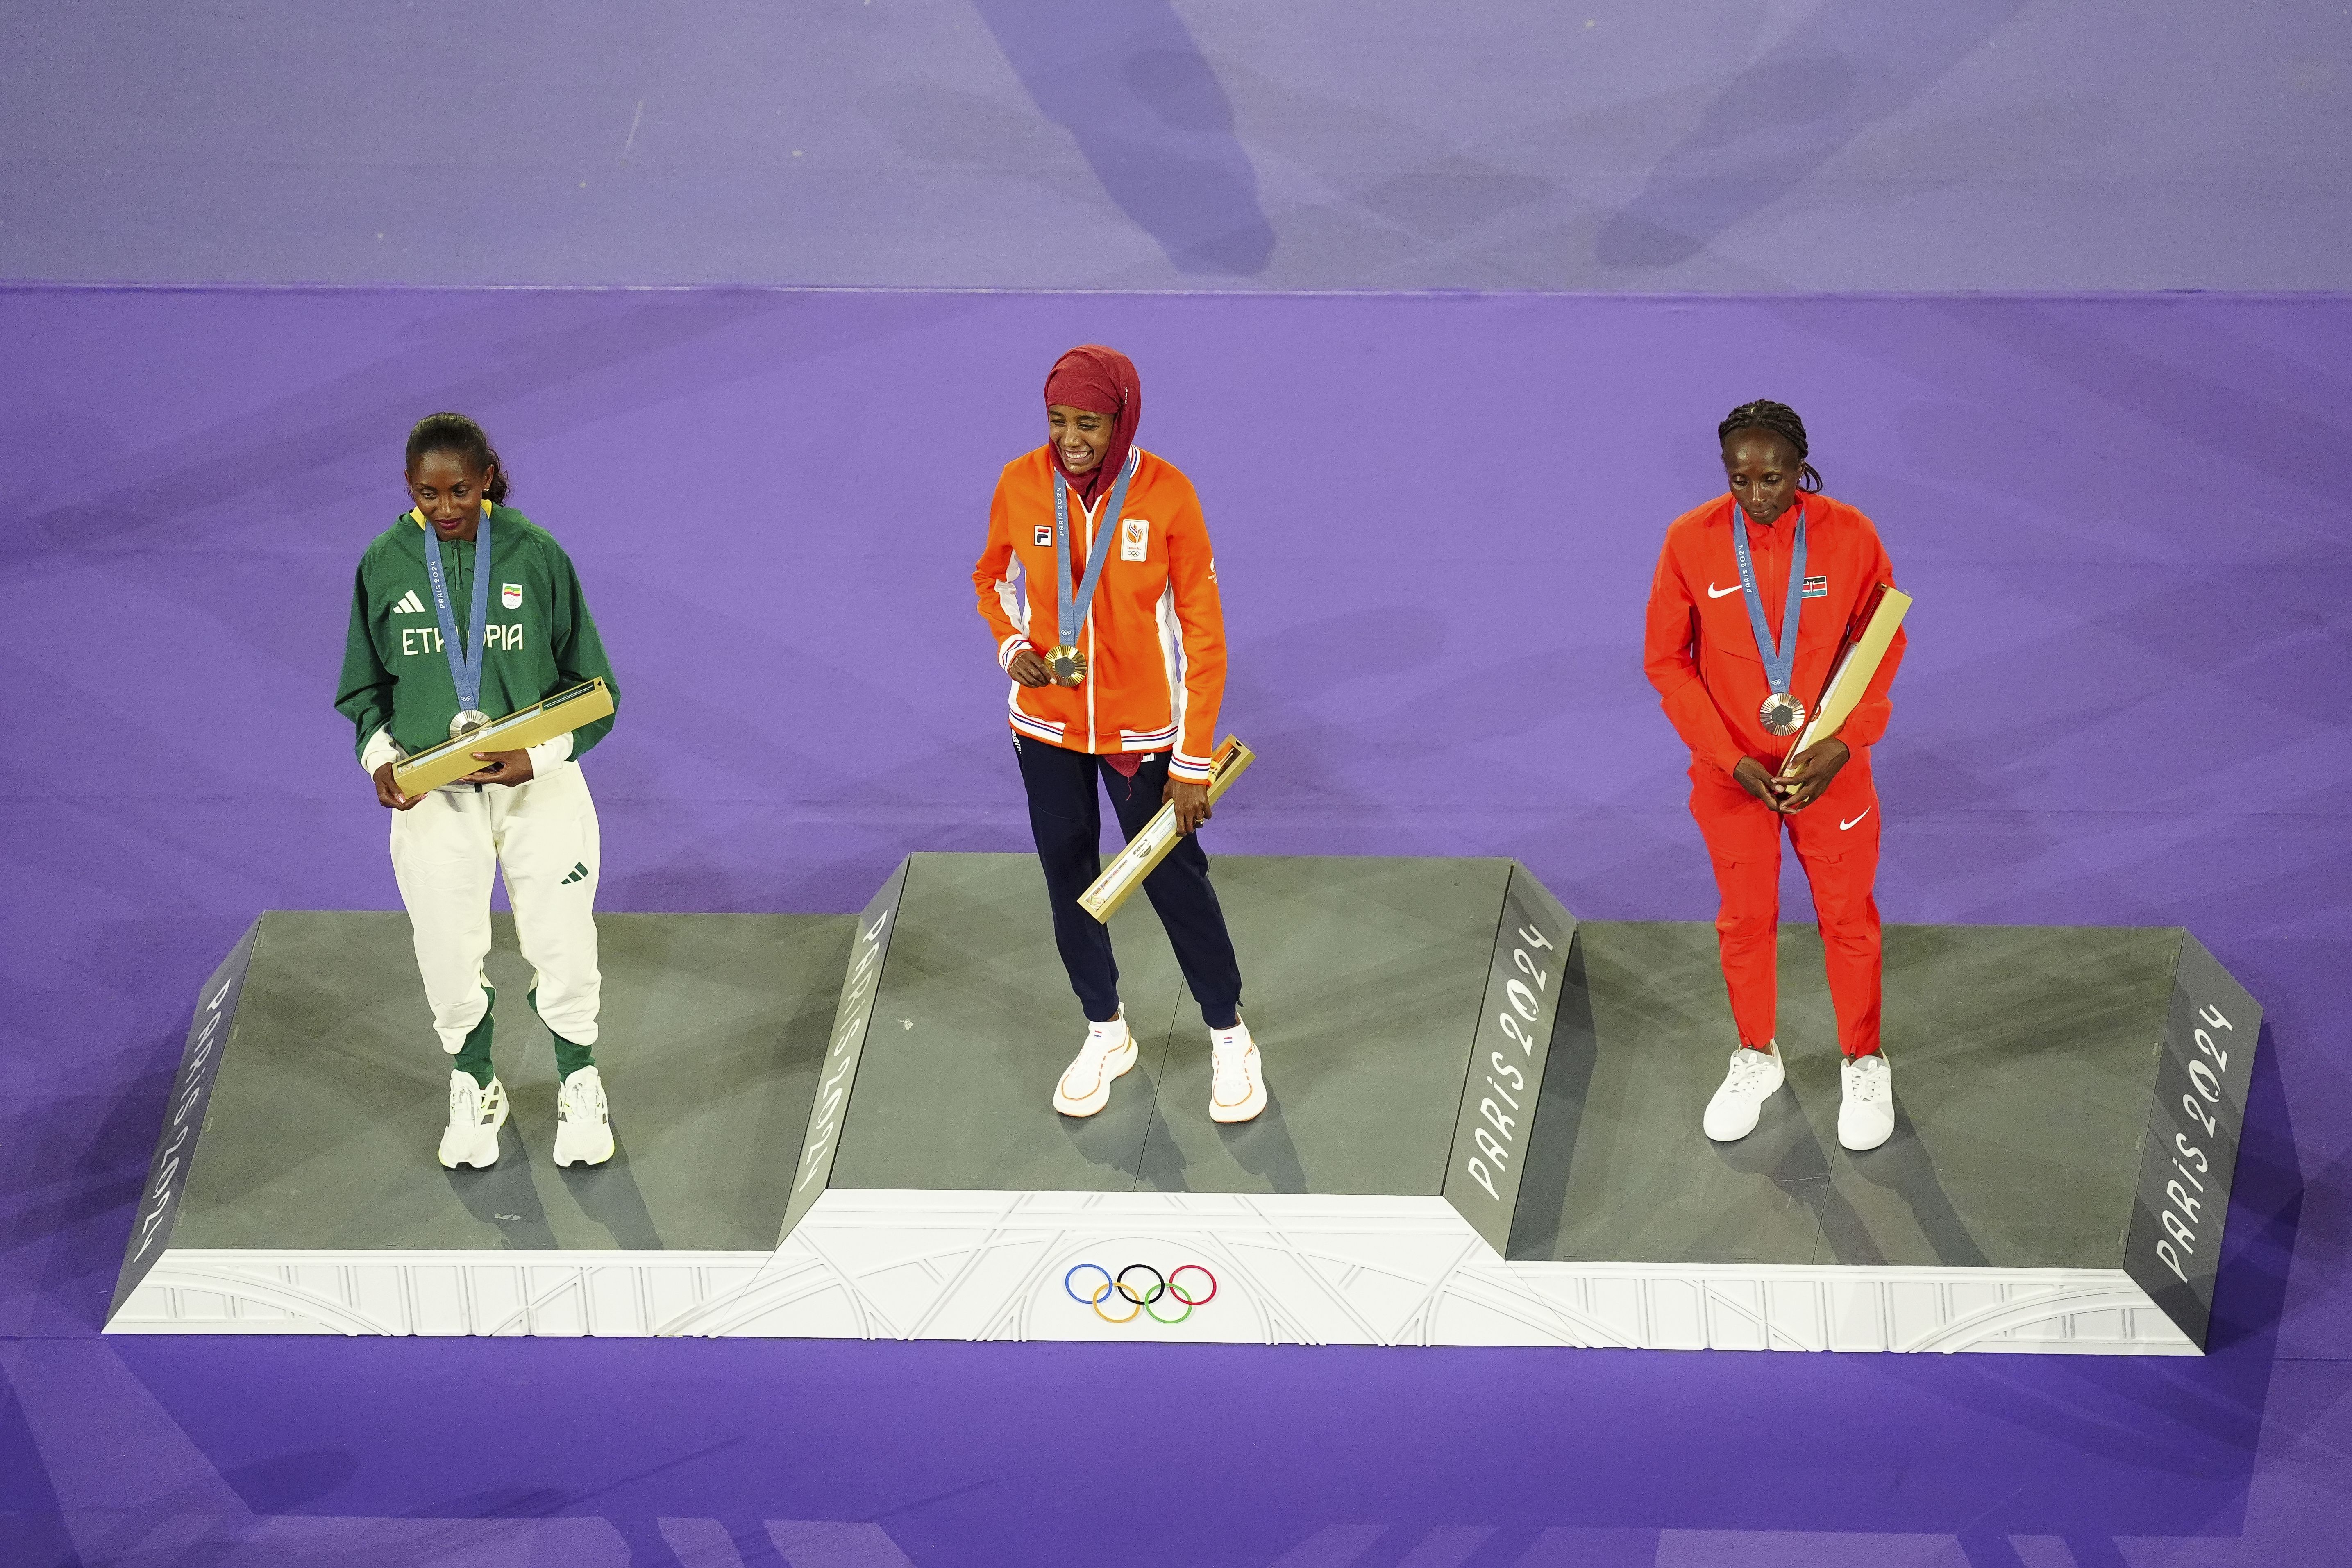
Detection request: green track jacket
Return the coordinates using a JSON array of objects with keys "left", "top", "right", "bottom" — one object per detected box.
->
[{"left": 334, "top": 504, "right": 620, "bottom": 764}]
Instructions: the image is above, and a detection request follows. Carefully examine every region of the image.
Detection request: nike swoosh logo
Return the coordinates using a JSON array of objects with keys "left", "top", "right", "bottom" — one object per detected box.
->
[
  {"left": 1840, "top": 809, "right": 1872, "bottom": 831},
  {"left": 1707, "top": 583, "right": 1741, "bottom": 599}
]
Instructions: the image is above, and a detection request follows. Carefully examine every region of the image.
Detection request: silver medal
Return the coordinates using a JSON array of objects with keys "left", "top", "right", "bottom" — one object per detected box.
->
[
  {"left": 450, "top": 709, "right": 493, "bottom": 739},
  {"left": 1758, "top": 693, "right": 1806, "bottom": 737}
]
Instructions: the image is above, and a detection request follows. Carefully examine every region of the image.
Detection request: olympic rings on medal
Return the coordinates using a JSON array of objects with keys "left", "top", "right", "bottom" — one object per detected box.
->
[{"left": 1061, "top": 1261, "right": 1220, "bottom": 1326}]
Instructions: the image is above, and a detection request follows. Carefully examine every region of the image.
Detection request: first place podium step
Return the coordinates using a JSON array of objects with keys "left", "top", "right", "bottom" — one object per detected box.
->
[{"left": 108, "top": 854, "right": 2259, "bottom": 1352}]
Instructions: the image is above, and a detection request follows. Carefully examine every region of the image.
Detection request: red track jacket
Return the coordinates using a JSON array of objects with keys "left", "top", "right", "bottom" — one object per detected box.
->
[{"left": 1644, "top": 492, "right": 1905, "bottom": 776}]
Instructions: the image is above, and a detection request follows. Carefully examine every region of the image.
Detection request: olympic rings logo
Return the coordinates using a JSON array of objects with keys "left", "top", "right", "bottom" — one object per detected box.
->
[{"left": 1063, "top": 1262, "right": 1218, "bottom": 1325}]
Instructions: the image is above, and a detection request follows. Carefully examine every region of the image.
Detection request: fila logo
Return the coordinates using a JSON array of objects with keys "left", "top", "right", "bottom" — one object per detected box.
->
[
  {"left": 1034, "top": 525, "right": 1053, "bottom": 547},
  {"left": 501, "top": 582, "right": 523, "bottom": 610},
  {"left": 392, "top": 590, "right": 427, "bottom": 615},
  {"left": 1120, "top": 517, "right": 1148, "bottom": 562},
  {"left": 1802, "top": 574, "right": 1828, "bottom": 599}
]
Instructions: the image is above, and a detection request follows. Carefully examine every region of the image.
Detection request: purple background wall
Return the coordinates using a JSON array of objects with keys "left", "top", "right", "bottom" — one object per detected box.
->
[
  {"left": 6, "top": 286, "right": 2345, "bottom": 931},
  {"left": 3, "top": 284, "right": 2348, "bottom": 1563},
  {"left": 3, "top": 1, "right": 2349, "bottom": 290}
]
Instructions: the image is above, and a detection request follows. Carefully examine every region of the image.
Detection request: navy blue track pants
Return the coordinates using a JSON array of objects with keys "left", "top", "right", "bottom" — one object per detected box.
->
[{"left": 1013, "top": 735, "right": 1243, "bottom": 1030}]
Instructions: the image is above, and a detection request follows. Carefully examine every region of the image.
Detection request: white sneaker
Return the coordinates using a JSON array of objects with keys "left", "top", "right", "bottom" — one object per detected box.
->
[
  {"left": 438, "top": 1071, "right": 507, "bottom": 1169},
  {"left": 554, "top": 1066, "right": 615, "bottom": 1167},
  {"left": 1052, "top": 1014, "right": 1137, "bottom": 1117},
  {"left": 1209, "top": 1019, "right": 1266, "bottom": 1124},
  {"left": 1702, "top": 1041, "right": 1785, "bottom": 1142},
  {"left": 1839, "top": 1052, "right": 1896, "bottom": 1151}
]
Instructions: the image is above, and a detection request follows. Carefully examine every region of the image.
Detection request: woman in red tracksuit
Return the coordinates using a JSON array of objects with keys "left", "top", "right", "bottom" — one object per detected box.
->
[
  {"left": 1644, "top": 400, "right": 1907, "bottom": 1153},
  {"left": 971, "top": 345, "right": 1263, "bottom": 1126}
]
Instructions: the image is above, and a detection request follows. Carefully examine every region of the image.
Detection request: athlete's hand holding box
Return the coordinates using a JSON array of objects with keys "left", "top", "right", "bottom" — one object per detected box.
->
[{"left": 392, "top": 678, "right": 616, "bottom": 796}]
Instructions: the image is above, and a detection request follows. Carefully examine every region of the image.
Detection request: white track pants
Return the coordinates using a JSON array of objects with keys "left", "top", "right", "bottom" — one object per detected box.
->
[{"left": 389, "top": 762, "right": 602, "bottom": 1054}]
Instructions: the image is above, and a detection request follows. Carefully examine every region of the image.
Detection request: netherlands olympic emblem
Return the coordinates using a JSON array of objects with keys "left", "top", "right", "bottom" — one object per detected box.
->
[{"left": 1064, "top": 1262, "right": 1218, "bottom": 1325}]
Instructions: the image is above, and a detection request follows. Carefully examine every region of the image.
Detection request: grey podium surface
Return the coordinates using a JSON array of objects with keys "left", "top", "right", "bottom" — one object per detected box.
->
[
  {"left": 817, "top": 865, "right": 2245, "bottom": 1271},
  {"left": 110, "top": 856, "right": 2259, "bottom": 1349},
  {"left": 1511, "top": 921, "right": 2186, "bottom": 1267},
  {"left": 164, "top": 910, "right": 849, "bottom": 1254},
  {"left": 827, "top": 853, "right": 1515, "bottom": 1198}
]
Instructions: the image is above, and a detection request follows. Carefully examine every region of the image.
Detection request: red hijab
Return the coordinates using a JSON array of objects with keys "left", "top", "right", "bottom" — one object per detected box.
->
[{"left": 1044, "top": 345, "right": 1141, "bottom": 505}]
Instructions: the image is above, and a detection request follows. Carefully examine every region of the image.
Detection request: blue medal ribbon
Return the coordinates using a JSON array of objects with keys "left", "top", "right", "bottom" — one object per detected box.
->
[
  {"left": 1730, "top": 499, "right": 1807, "bottom": 698},
  {"left": 1053, "top": 454, "right": 1136, "bottom": 652},
  {"left": 419, "top": 502, "right": 495, "bottom": 719}
]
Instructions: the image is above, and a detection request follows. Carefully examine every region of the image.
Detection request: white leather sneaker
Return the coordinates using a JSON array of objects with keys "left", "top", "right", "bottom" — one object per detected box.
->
[
  {"left": 438, "top": 1070, "right": 507, "bottom": 1169},
  {"left": 1209, "top": 1019, "right": 1266, "bottom": 1124},
  {"left": 554, "top": 1065, "right": 615, "bottom": 1167},
  {"left": 1053, "top": 1013, "right": 1137, "bottom": 1117},
  {"left": 1839, "top": 1052, "right": 1896, "bottom": 1151},
  {"left": 1702, "top": 1041, "right": 1785, "bottom": 1142}
]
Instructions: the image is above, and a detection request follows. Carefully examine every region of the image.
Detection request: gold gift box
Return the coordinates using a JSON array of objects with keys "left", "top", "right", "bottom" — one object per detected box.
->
[
  {"left": 391, "top": 678, "right": 616, "bottom": 795},
  {"left": 1078, "top": 737, "right": 1255, "bottom": 923}
]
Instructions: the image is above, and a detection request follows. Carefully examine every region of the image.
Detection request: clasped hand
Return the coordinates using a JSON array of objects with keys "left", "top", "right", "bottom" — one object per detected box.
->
[
  {"left": 372, "top": 749, "right": 534, "bottom": 811},
  {"left": 1734, "top": 738, "right": 1848, "bottom": 815}
]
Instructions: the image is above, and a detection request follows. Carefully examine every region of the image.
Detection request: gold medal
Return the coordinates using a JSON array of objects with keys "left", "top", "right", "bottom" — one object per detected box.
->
[{"left": 1049, "top": 461, "right": 1131, "bottom": 694}]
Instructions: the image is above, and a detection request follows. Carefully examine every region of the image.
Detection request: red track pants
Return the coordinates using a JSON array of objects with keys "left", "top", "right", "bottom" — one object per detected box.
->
[{"left": 1689, "top": 753, "right": 1882, "bottom": 1058}]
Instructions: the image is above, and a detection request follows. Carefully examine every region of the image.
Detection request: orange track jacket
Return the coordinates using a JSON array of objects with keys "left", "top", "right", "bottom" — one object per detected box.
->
[
  {"left": 1644, "top": 492, "right": 1905, "bottom": 776},
  {"left": 973, "top": 447, "right": 1226, "bottom": 785}
]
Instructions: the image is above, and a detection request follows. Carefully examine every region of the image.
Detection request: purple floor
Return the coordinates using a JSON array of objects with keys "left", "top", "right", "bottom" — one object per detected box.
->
[{"left": 2, "top": 284, "right": 2348, "bottom": 1564}]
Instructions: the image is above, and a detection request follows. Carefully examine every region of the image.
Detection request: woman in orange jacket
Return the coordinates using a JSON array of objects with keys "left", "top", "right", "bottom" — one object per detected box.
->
[
  {"left": 1644, "top": 400, "right": 1906, "bottom": 1152},
  {"left": 972, "top": 346, "right": 1263, "bottom": 1124}
]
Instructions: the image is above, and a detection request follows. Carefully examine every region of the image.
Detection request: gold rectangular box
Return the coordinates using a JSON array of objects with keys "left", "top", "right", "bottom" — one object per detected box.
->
[
  {"left": 1078, "top": 737, "right": 1255, "bottom": 924},
  {"left": 392, "top": 678, "right": 616, "bottom": 795},
  {"left": 1782, "top": 583, "right": 1912, "bottom": 774}
]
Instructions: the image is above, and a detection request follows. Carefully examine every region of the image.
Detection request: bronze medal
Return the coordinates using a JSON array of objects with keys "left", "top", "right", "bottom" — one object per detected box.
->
[
  {"left": 1758, "top": 693, "right": 1806, "bottom": 737},
  {"left": 1729, "top": 502, "right": 1814, "bottom": 743}
]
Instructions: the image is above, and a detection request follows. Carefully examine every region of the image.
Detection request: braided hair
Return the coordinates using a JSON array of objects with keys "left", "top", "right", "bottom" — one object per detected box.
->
[
  {"left": 1718, "top": 399, "right": 1822, "bottom": 493},
  {"left": 405, "top": 412, "right": 511, "bottom": 504}
]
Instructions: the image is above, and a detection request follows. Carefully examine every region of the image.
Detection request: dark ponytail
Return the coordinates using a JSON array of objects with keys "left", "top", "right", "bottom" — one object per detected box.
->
[
  {"left": 1718, "top": 399, "right": 1822, "bottom": 492},
  {"left": 405, "top": 412, "right": 511, "bottom": 504}
]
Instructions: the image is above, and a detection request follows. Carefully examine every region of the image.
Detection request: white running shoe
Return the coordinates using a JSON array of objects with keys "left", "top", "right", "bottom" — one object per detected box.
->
[
  {"left": 439, "top": 1071, "right": 507, "bottom": 1169},
  {"left": 1209, "top": 1019, "right": 1266, "bottom": 1124},
  {"left": 1839, "top": 1052, "right": 1896, "bottom": 1151},
  {"left": 1052, "top": 1013, "right": 1137, "bottom": 1117},
  {"left": 554, "top": 1066, "right": 615, "bottom": 1167},
  {"left": 1702, "top": 1041, "right": 1785, "bottom": 1142}
]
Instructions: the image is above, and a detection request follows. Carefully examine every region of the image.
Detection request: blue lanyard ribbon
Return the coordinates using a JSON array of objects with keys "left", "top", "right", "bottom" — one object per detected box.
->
[
  {"left": 1053, "top": 455, "right": 1135, "bottom": 649},
  {"left": 420, "top": 504, "right": 494, "bottom": 714},
  {"left": 1730, "top": 499, "right": 1807, "bottom": 697}
]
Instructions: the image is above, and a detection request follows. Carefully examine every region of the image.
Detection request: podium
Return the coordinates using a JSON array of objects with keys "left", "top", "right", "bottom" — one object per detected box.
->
[{"left": 107, "top": 855, "right": 2257, "bottom": 1353}]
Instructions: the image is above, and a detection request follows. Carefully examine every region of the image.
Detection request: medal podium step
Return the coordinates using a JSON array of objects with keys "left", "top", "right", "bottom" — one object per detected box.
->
[{"left": 106, "top": 856, "right": 2258, "bottom": 1354}]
